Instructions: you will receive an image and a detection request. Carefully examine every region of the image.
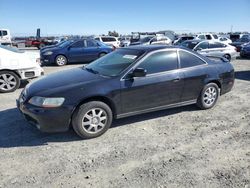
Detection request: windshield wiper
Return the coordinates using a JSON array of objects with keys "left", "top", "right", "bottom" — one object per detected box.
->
[{"left": 85, "top": 67, "right": 99, "bottom": 74}]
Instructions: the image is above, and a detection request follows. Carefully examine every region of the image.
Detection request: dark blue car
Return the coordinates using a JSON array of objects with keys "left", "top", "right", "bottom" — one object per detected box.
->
[
  {"left": 40, "top": 39, "right": 113, "bottom": 66},
  {"left": 240, "top": 42, "right": 250, "bottom": 58}
]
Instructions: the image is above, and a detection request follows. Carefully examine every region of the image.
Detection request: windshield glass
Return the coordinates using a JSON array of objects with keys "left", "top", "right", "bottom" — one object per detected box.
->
[
  {"left": 181, "top": 41, "right": 199, "bottom": 49},
  {"left": 85, "top": 49, "right": 145, "bottom": 77},
  {"left": 0, "top": 45, "right": 23, "bottom": 53},
  {"left": 58, "top": 40, "right": 73, "bottom": 48}
]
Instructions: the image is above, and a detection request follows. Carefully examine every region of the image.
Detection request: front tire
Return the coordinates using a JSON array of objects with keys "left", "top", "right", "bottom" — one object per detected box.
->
[
  {"left": 55, "top": 55, "right": 67, "bottom": 66},
  {"left": 72, "top": 101, "right": 113, "bottom": 139},
  {"left": 196, "top": 83, "right": 219, "bottom": 109},
  {"left": 99, "top": 52, "right": 107, "bottom": 58},
  {"left": 0, "top": 71, "right": 20, "bottom": 93}
]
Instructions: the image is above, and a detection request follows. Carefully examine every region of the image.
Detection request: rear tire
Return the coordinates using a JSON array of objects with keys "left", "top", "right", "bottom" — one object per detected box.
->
[
  {"left": 55, "top": 55, "right": 67, "bottom": 66},
  {"left": 196, "top": 83, "right": 219, "bottom": 110},
  {"left": 72, "top": 101, "right": 113, "bottom": 139},
  {"left": 223, "top": 54, "right": 231, "bottom": 61},
  {"left": 0, "top": 71, "right": 20, "bottom": 93}
]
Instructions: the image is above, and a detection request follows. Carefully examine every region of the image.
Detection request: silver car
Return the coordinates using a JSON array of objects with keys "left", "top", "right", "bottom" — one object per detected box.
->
[{"left": 181, "top": 40, "right": 238, "bottom": 60}]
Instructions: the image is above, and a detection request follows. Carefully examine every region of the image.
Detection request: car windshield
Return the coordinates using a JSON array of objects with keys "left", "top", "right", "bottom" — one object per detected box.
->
[
  {"left": 58, "top": 40, "right": 73, "bottom": 48},
  {"left": 0, "top": 45, "right": 23, "bottom": 53},
  {"left": 181, "top": 41, "right": 199, "bottom": 49},
  {"left": 85, "top": 49, "right": 145, "bottom": 77}
]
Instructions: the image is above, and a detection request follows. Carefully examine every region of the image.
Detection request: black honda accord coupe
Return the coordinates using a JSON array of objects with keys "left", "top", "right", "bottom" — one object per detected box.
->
[{"left": 17, "top": 45, "right": 234, "bottom": 139}]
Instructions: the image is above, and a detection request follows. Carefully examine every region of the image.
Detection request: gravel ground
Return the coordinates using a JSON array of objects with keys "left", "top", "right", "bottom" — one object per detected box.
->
[{"left": 0, "top": 57, "right": 250, "bottom": 188}]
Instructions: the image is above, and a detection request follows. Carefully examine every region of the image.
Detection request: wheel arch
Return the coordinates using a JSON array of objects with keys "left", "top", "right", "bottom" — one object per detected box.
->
[
  {"left": 71, "top": 95, "right": 117, "bottom": 124},
  {"left": 0, "top": 69, "right": 21, "bottom": 78},
  {"left": 205, "top": 79, "right": 222, "bottom": 94},
  {"left": 54, "top": 54, "right": 68, "bottom": 62}
]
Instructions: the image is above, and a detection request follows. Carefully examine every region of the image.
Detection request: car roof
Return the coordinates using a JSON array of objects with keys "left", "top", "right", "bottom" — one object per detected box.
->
[{"left": 123, "top": 45, "right": 187, "bottom": 52}]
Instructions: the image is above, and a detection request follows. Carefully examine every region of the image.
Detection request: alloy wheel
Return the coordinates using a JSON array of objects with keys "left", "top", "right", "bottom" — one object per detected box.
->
[
  {"left": 0, "top": 73, "right": 17, "bottom": 91},
  {"left": 56, "top": 56, "right": 66, "bottom": 66},
  {"left": 203, "top": 86, "right": 217, "bottom": 106},
  {"left": 81, "top": 108, "right": 108, "bottom": 134}
]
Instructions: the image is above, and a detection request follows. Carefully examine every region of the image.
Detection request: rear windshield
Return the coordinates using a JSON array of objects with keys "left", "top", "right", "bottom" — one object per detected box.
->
[{"left": 85, "top": 49, "right": 145, "bottom": 77}]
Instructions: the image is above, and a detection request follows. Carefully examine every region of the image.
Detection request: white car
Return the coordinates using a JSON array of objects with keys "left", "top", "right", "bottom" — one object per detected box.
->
[
  {"left": 193, "top": 41, "right": 237, "bottom": 60},
  {"left": 218, "top": 37, "right": 232, "bottom": 44},
  {"left": 94, "top": 36, "right": 120, "bottom": 48},
  {"left": 196, "top": 33, "right": 219, "bottom": 41},
  {"left": 0, "top": 45, "right": 44, "bottom": 93},
  {"left": 0, "top": 29, "right": 12, "bottom": 45}
]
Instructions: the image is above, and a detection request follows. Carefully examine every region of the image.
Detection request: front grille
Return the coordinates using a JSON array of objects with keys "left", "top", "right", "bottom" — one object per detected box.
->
[{"left": 25, "top": 71, "right": 35, "bottom": 77}]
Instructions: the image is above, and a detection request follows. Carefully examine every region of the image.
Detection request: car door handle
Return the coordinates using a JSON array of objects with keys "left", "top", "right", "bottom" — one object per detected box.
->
[{"left": 173, "top": 78, "right": 181, "bottom": 82}]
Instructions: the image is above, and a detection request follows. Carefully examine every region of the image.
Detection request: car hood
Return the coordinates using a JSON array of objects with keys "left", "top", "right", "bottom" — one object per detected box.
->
[
  {"left": 41, "top": 45, "right": 58, "bottom": 51},
  {"left": 41, "top": 46, "right": 60, "bottom": 53},
  {"left": 25, "top": 67, "right": 106, "bottom": 97}
]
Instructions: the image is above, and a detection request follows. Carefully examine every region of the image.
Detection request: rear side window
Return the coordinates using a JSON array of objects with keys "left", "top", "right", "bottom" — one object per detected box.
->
[
  {"left": 198, "top": 35, "right": 205, "bottom": 40},
  {"left": 101, "top": 37, "right": 116, "bottom": 42},
  {"left": 138, "top": 51, "right": 178, "bottom": 74},
  {"left": 179, "top": 50, "right": 206, "bottom": 68},
  {"left": 219, "top": 37, "right": 227, "bottom": 41},
  {"left": 209, "top": 42, "right": 226, "bottom": 48},
  {"left": 87, "top": 40, "right": 97, "bottom": 47},
  {"left": 213, "top": 34, "right": 218, "bottom": 39},
  {"left": 71, "top": 40, "right": 85, "bottom": 48},
  {"left": 95, "top": 38, "right": 100, "bottom": 41},
  {"left": 206, "top": 35, "right": 212, "bottom": 40},
  {"left": 2, "top": 30, "right": 8, "bottom": 36}
]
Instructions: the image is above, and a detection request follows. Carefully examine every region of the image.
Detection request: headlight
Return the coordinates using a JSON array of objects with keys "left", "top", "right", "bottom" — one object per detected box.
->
[
  {"left": 43, "top": 51, "right": 53, "bottom": 56},
  {"left": 29, "top": 96, "right": 65, "bottom": 108}
]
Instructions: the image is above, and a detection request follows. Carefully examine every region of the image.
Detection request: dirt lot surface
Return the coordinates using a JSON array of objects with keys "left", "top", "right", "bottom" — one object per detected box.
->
[{"left": 0, "top": 57, "right": 250, "bottom": 188}]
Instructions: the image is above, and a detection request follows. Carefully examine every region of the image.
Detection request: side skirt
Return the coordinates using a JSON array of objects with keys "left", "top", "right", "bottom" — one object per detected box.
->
[{"left": 116, "top": 99, "right": 197, "bottom": 119}]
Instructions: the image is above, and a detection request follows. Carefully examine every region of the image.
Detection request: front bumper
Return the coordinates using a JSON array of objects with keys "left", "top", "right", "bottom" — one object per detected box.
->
[
  {"left": 17, "top": 67, "right": 44, "bottom": 80},
  {"left": 40, "top": 54, "right": 55, "bottom": 66},
  {"left": 16, "top": 96, "right": 73, "bottom": 133}
]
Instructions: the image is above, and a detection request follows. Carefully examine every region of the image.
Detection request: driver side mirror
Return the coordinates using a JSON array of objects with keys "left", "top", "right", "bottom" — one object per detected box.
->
[{"left": 132, "top": 68, "right": 147, "bottom": 77}]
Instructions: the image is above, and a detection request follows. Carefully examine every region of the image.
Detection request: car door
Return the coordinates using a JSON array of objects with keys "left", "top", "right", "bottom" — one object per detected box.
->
[
  {"left": 207, "top": 42, "right": 227, "bottom": 57},
  {"left": 194, "top": 41, "right": 209, "bottom": 55},
  {"left": 178, "top": 50, "right": 208, "bottom": 101},
  {"left": 83, "top": 40, "right": 101, "bottom": 61},
  {"left": 67, "top": 40, "right": 86, "bottom": 62},
  {"left": 120, "top": 50, "right": 184, "bottom": 114}
]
